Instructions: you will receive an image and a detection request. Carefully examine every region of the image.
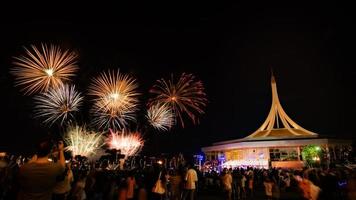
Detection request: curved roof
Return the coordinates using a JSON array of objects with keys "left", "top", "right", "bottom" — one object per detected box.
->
[{"left": 247, "top": 128, "right": 317, "bottom": 139}]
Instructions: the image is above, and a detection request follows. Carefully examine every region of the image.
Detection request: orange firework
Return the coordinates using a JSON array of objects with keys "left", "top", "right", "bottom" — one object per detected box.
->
[
  {"left": 89, "top": 69, "right": 140, "bottom": 130},
  {"left": 11, "top": 44, "right": 78, "bottom": 95},
  {"left": 149, "top": 73, "right": 207, "bottom": 128}
]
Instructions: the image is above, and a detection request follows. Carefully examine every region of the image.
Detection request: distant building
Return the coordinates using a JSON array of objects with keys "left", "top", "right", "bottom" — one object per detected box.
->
[{"left": 202, "top": 74, "right": 352, "bottom": 169}]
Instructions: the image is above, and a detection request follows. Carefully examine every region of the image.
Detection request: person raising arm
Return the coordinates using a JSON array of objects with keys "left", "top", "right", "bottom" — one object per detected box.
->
[{"left": 17, "top": 138, "right": 65, "bottom": 200}]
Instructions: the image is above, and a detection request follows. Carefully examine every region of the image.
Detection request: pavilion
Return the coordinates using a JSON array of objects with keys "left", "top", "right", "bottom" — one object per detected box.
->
[{"left": 202, "top": 74, "right": 352, "bottom": 169}]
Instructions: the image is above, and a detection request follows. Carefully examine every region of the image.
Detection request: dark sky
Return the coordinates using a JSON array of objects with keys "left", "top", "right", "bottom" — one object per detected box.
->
[{"left": 1, "top": 3, "right": 356, "bottom": 155}]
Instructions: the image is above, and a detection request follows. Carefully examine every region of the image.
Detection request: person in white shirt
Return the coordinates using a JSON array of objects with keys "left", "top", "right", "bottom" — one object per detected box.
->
[{"left": 183, "top": 164, "right": 198, "bottom": 200}]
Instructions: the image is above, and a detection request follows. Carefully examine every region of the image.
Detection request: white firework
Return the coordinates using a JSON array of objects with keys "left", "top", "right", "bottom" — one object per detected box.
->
[
  {"left": 64, "top": 125, "right": 105, "bottom": 158},
  {"left": 147, "top": 103, "right": 174, "bottom": 131},
  {"left": 90, "top": 102, "right": 137, "bottom": 131},
  {"left": 34, "top": 84, "right": 83, "bottom": 125}
]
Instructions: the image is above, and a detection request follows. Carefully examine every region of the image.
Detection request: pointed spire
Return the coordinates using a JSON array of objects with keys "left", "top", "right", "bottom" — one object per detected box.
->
[
  {"left": 270, "top": 67, "right": 276, "bottom": 83},
  {"left": 245, "top": 72, "right": 317, "bottom": 139}
]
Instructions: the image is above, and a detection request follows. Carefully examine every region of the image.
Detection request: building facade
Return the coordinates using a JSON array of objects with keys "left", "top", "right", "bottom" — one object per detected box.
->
[{"left": 202, "top": 75, "right": 352, "bottom": 169}]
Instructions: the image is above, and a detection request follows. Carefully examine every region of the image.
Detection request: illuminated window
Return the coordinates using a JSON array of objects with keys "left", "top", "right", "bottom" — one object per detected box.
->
[{"left": 269, "top": 148, "right": 298, "bottom": 161}]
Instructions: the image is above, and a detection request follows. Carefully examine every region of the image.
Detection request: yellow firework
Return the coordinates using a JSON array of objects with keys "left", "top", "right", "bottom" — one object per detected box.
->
[
  {"left": 107, "top": 129, "right": 144, "bottom": 157},
  {"left": 64, "top": 125, "right": 105, "bottom": 158},
  {"left": 11, "top": 44, "right": 78, "bottom": 95},
  {"left": 34, "top": 84, "right": 83, "bottom": 125},
  {"left": 149, "top": 73, "right": 207, "bottom": 128},
  {"left": 89, "top": 69, "right": 140, "bottom": 130},
  {"left": 146, "top": 103, "right": 174, "bottom": 131}
]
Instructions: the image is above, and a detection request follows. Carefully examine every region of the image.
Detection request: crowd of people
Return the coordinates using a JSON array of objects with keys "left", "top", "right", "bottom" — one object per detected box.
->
[
  {"left": 201, "top": 166, "right": 356, "bottom": 200},
  {"left": 1, "top": 139, "right": 356, "bottom": 200}
]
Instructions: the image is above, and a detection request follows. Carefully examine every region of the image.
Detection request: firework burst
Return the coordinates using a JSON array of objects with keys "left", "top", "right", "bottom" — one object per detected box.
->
[
  {"left": 107, "top": 129, "right": 144, "bottom": 157},
  {"left": 34, "top": 84, "right": 83, "bottom": 126},
  {"left": 64, "top": 125, "right": 105, "bottom": 158},
  {"left": 149, "top": 73, "right": 207, "bottom": 127},
  {"left": 146, "top": 103, "right": 174, "bottom": 131},
  {"left": 90, "top": 102, "right": 137, "bottom": 131},
  {"left": 11, "top": 44, "right": 78, "bottom": 95},
  {"left": 89, "top": 69, "right": 140, "bottom": 130}
]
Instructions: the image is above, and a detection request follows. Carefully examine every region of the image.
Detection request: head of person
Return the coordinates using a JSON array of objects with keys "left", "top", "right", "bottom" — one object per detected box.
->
[
  {"left": 36, "top": 138, "right": 54, "bottom": 158},
  {"left": 265, "top": 175, "right": 271, "bottom": 182},
  {"left": 169, "top": 169, "right": 175, "bottom": 176},
  {"left": 187, "top": 162, "right": 194, "bottom": 169},
  {"left": 221, "top": 168, "right": 227, "bottom": 175},
  {"left": 223, "top": 168, "right": 228, "bottom": 174}
]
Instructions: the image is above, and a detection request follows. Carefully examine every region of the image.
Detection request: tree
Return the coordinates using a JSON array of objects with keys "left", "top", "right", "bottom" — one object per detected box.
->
[{"left": 301, "top": 145, "right": 322, "bottom": 168}]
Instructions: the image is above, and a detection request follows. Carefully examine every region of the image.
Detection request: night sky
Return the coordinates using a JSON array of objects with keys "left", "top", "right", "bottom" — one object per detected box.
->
[{"left": 1, "top": 3, "right": 356, "bottom": 155}]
